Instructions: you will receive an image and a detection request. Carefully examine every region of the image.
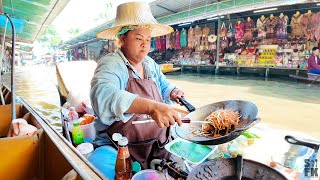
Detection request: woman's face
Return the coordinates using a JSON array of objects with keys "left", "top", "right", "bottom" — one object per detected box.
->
[{"left": 120, "top": 28, "right": 151, "bottom": 63}]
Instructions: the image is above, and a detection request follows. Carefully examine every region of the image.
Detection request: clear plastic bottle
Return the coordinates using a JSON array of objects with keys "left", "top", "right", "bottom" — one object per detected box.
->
[
  {"left": 71, "top": 120, "right": 84, "bottom": 145},
  {"left": 115, "top": 137, "right": 132, "bottom": 180},
  {"left": 67, "top": 107, "right": 78, "bottom": 131}
]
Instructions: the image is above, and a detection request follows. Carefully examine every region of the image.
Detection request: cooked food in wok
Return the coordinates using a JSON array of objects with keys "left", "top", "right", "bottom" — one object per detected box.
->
[{"left": 191, "top": 109, "right": 240, "bottom": 138}]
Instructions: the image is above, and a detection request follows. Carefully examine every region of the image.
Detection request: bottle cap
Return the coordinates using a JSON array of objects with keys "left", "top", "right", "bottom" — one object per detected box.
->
[
  {"left": 118, "top": 137, "right": 128, "bottom": 146},
  {"left": 132, "top": 161, "right": 141, "bottom": 173},
  {"left": 73, "top": 120, "right": 80, "bottom": 127},
  {"left": 70, "top": 107, "right": 75, "bottom": 111},
  {"left": 112, "top": 133, "right": 122, "bottom": 142}
]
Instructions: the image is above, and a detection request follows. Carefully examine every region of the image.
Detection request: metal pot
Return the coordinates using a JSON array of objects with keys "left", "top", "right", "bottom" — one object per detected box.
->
[{"left": 187, "top": 157, "right": 287, "bottom": 180}]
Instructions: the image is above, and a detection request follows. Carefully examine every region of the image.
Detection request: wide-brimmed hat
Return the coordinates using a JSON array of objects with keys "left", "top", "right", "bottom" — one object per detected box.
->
[{"left": 96, "top": 2, "right": 173, "bottom": 40}]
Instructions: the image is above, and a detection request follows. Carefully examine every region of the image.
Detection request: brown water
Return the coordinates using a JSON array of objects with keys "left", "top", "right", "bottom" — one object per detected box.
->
[
  {"left": 1, "top": 65, "right": 62, "bottom": 132},
  {"left": 1, "top": 65, "right": 320, "bottom": 138}
]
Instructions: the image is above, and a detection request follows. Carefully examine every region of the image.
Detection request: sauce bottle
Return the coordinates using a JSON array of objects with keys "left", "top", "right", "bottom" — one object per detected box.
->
[{"left": 115, "top": 137, "right": 132, "bottom": 180}]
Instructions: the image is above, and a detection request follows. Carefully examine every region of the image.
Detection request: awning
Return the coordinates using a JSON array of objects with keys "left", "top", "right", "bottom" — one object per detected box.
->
[{"left": 0, "top": 0, "right": 70, "bottom": 43}]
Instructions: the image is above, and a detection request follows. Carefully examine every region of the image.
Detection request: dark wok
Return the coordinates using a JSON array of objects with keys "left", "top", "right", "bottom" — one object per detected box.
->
[
  {"left": 187, "top": 158, "right": 288, "bottom": 180},
  {"left": 175, "top": 99, "right": 261, "bottom": 145}
]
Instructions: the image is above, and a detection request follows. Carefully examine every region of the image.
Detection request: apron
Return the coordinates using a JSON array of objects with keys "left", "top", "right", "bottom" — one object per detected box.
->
[{"left": 106, "top": 66, "right": 171, "bottom": 169}]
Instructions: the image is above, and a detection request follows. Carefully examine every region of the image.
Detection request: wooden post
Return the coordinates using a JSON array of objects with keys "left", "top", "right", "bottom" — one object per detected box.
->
[{"left": 215, "top": 17, "right": 221, "bottom": 75}]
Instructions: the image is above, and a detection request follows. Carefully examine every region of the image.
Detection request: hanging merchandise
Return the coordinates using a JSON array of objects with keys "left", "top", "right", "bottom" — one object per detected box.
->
[
  {"left": 265, "top": 14, "right": 279, "bottom": 39},
  {"left": 235, "top": 20, "right": 244, "bottom": 40},
  {"left": 290, "top": 11, "right": 304, "bottom": 38},
  {"left": 170, "top": 32, "right": 176, "bottom": 49},
  {"left": 256, "top": 15, "right": 266, "bottom": 39},
  {"left": 151, "top": 37, "right": 156, "bottom": 49},
  {"left": 195, "top": 25, "right": 202, "bottom": 51},
  {"left": 156, "top": 37, "right": 161, "bottom": 50},
  {"left": 314, "top": 12, "right": 320, "bottom": 41},
  {"left": 301, "top": 10, "right": 315, "bottom": 40},
  {"left": 208, "top": 30, "right": 217, "bottom": 50},
  {"left": 160, "top": 35, "right": 166, "bottom": 51},
  {"left": 175, "top": 29, "right": 181, "bottom": 50},
  {"left": 227, "top": 23, "right": 235, "bottom": 38},
  {"left": 166, "top": 33, "right": 171, "bottom": 49},
  {"left": 243, "top": 17, "right": 255, "bottom": 41},
  {"left": 276, "top": 13, "right": 288, "bottom": 39},
  {"left": 202, "top": 26, "right": 210, "bottom": 50},
  {"left": 180, "top": 28, "right": 187, "bottom": 47},
  {"left": 219, "top": 22, "right": 227, "bottom": 38},
  {"left": 220, "top": 37, "right": 229, "bottom": 50},
  {"left": 188, "top": 26, "right": 195, "bottom": 49}
]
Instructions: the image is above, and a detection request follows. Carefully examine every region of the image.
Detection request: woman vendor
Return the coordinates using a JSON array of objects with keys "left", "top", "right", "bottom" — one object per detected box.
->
[
  {"left": 307, "top": 47, "right": 320, "bottom": 74},
  {"left": 89, "top": 1, "right": 185, "bottom": 178}
]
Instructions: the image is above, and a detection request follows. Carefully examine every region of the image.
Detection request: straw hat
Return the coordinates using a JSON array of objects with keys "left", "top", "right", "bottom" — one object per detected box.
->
[{"left": 96, "top": 2, "right": 173, "bottom": 40}]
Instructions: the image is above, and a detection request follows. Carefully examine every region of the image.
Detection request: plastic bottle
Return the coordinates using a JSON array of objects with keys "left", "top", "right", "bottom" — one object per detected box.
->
[
  {"left": 67, "top": 107, "right": 79, "bottom": 132},
  {"left": 71, "top": 120, "right": 84, "bottom": 145},
  {"left": 68, "top": 107, "right": 79, "bottom": 121},
  {"left": 115, "top": 137, "right": 132, "bottom": 180}
]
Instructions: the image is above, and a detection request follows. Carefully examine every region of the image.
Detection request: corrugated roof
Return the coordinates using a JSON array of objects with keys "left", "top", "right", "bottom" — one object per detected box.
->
[{"left": 0, "top": 0, "right": 70, "bottom": 43}]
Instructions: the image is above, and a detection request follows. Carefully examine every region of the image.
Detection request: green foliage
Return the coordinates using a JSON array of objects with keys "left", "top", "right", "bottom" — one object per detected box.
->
[{"left": 38, "top": 25, "right": 62, "bottom": 50}]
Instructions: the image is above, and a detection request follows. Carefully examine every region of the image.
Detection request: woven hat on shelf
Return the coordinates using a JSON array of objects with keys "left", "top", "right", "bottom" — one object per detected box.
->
[{"left": 97, "top": 2, "right": 173, "bottom": 40}]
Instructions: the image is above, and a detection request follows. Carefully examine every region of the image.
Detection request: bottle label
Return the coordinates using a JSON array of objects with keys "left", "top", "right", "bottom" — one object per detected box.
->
[{"left": 118, "top": 147, "right": 130, "bottom": 159}]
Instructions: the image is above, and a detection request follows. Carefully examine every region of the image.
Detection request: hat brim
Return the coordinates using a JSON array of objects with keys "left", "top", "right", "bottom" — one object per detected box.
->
[{"left": 96, "top": 23, "right": 173, "bottom": 40}]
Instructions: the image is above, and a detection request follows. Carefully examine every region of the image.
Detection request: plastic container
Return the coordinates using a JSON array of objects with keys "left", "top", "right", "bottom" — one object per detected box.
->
[
  {"left": 165, "top": 138, "right": 217, "bottom": 165},
  {"left": 132, "top": 170, "right": 165, "bottom": 180},
  {"left": 80, "top": 120, "right": 96, "bottom": 140},
  {"left": 76, "top": 143, "right": 94, "bottom": 158}
]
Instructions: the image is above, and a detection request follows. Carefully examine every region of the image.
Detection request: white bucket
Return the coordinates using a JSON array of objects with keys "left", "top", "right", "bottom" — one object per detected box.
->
[{"left": 80, "top": 121, "right": 96, "bottom": 140}]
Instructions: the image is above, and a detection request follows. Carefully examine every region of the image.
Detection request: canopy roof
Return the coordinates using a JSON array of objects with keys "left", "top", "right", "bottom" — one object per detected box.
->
[
  {"left": 0, "top": 0, "right": 70, "bottom": 44},
  {"left": 61, "top": 0, "right": 313, "bottom": 49}
]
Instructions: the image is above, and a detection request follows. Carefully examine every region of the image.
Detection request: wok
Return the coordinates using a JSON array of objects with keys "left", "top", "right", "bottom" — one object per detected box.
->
[
  {"left": 175, "top": 99, "right": 261, "bottom": 145},
  {"left": 187, "top": 157, "right": 288, "bottom": 180}
]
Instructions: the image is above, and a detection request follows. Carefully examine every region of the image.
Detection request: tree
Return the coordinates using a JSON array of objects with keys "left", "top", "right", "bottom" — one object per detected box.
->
[
  {"left": 38, "top": 25, "right": 62, "bottom": 51},
  {"left": 67, "top": 28, "right": 80, "bottom": 37}
]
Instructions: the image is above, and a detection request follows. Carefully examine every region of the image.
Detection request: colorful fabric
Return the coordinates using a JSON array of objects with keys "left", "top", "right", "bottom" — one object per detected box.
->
[
  {"left": 115, "top": 27, "right": 135, "bottom": 40},
  {"left": 151, "top": 37, "right": 156, "bottom": 49},
  {"left": 265, "top": 17, "right": 279, "bottom": 39},
  {"left": 290, "top": 14, "right": 304, "bottom": 38},
  {"left": 276, "top": 15, "right": 288, "bottom": 39},
  {"left": 301, "top": 13, "right": 315, "bottom": 40},
  {"left": 235, "top": 21, "right": 244, "bottom": 40},
  {"left": 243, "top": 19, "right": 254, "bottom": 40},
  {"left": 175, "top": 30, "right": 181, "bottom": 49},
  {"left": 256, "top": 18, "right": 266, "bottom": 39},
  {"left": 180, "top": 28, "right": 187, "bottom": 47},
  {"left": 156, "top": 37, "right": 161, "bottom": 50}
]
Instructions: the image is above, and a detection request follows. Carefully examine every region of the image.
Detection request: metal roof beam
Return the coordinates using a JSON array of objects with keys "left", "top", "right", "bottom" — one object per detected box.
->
[{"left": 156, "top": 4, "right": 177, "bottom": 13}]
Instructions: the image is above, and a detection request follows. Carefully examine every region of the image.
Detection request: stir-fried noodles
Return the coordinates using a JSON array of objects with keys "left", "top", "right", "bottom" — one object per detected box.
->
[{"left": 191, "top": 109, "right": 240, "bottom": 138}]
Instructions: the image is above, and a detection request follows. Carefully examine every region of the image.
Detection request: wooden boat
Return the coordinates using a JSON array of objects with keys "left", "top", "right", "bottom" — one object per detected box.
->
[
  {"left": 289, "top": 74, "right": 320, "bottom": 84},
  {"left": 160, "top": 64, "right": 181, "bottom": 74},
  {"left": 56, "top": 61, "right": 180, "bottom": 104},
  {"left": 0, "top": 85, "right": 106, "bottom": 179}
]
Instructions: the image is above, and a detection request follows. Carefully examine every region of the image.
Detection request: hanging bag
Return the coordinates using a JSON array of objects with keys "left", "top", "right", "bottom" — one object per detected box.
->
[
  {"left": 227, "top": 23, "right": 234, "bottom": 38},
  {"left": 219, "top": 22, "right": 227, "bottom": 38}
]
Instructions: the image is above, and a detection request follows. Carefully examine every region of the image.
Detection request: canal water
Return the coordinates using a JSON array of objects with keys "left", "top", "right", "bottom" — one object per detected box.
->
[{"left": 2, "top": 65, "right": 320, "bottom": 138}]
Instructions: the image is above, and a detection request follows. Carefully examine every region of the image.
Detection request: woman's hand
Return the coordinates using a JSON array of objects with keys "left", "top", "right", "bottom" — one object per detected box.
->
[
  {"left": 170, "top": 88, "right": 185, "bottom": 105},
  {"left": 149, "top": 102, "right": 182, "bottom": 128}
]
